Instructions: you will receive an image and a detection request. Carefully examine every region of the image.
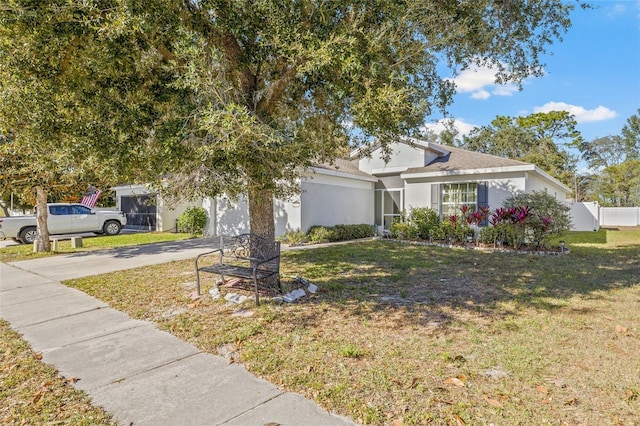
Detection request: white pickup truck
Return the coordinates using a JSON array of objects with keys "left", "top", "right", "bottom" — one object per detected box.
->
[{"left": 0, "top": 203, "right": 127, "bottom": 244}]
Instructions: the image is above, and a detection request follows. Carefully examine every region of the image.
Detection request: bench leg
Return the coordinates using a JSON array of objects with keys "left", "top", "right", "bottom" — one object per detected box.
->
[
  {"left": 194, "top": 259, "right": 202, "bottom": 296},
  {"left": 252, "top": 274, "right": 260, "bottom": 306}
]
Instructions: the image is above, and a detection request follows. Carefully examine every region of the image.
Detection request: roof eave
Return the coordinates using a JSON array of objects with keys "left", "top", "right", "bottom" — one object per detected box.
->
[
  {"left": 309, "top": 166, "right": 379, "bottom": 182},
  {"left": 400, "top": 164, "right": 535, "bottom": 179}
]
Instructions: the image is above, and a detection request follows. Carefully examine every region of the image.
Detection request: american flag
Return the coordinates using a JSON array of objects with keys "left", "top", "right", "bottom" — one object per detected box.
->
[{"left": 81, "top": 187, "right": 102, "bottom": 209}]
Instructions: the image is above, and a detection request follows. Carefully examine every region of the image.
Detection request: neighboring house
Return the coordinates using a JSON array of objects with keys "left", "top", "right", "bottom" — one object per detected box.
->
[
  {"left": 113, "top": 138, "right": 571, "bottom": 236},
  {"left": 112, "top": 184, "right": 193, "bottom": 232}
]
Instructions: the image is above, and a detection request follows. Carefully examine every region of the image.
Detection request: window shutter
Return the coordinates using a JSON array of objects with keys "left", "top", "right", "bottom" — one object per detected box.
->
[
  {"left": 477, "top": 182, "right": 488, "bottom": 225},
  {"left": 431, "top": 184, "right": 440, "bottom": 214}
]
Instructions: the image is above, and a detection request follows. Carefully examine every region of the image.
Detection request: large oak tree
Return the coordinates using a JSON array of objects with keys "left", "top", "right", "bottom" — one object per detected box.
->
[{"left": 2, "top": 0, "right": 582, "bottom": 242}]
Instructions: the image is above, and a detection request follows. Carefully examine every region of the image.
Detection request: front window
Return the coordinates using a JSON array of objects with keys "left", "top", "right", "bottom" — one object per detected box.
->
[{"left": 441, "top": 182, "right": 477, "bottom": 218}]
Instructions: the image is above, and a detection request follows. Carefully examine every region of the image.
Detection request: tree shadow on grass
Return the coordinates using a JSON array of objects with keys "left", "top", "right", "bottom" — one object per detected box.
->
[{"left": 279, "top": 240, "right": 640, "bottom": 330}]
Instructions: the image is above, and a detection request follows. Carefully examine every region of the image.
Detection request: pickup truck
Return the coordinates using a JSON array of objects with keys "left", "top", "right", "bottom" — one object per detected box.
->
[{"left": 0, "top": 203, "right": 127, "bottom": 244}]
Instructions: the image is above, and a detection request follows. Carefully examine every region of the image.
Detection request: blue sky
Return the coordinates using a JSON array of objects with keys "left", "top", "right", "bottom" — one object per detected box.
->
[{"left": 425, "top": 0, "right": 640, "bottom": 158}]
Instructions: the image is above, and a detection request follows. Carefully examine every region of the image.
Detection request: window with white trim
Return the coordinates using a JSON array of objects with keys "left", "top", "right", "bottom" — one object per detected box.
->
[{"left": 441, "top": 182, "right": 477, "bottom": 218}]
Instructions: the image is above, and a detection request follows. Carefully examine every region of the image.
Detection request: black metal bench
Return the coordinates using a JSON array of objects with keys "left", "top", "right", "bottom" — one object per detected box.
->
[{"left": 195, "top": 233, "right": 281, "bottom": 305}]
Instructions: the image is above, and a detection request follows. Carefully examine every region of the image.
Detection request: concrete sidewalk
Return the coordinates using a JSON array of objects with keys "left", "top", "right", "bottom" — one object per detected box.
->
[{"left": 1, "top": 240, "right": 356, "bottom": 425}]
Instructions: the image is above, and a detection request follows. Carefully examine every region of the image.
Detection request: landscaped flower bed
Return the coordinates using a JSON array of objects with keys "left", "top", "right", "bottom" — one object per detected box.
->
[{"left": 389, "top": 190, "right": 572, "bottom": 253}]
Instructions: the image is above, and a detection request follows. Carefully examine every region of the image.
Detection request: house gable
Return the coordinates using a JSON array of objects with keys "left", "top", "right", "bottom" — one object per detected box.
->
[{"left": 356, "top": 138, "right": 449, "bottom": 175}]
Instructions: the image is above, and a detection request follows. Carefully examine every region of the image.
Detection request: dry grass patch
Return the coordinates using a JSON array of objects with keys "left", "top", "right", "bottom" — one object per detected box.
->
[
  {"left": 64, "top": 230, "right": 640, "bottom": 425},
  {"left": 0, "top": 320, "right": 114, "bottom": 425}
]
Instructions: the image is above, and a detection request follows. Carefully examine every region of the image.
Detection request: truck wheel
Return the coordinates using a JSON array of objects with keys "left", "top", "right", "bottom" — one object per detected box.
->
[
  {"left": 103, "top": 220, "right": 122, "bottom": 236},
  {"left": 19, "top": 227, "right": 37, "bottom": 244}
]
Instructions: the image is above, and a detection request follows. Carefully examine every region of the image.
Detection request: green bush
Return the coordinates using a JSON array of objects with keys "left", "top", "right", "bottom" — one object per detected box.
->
[
  {"left": 307, "top": 226, "right": 338, "bottom": 243},
  {"left": 390, "top": 222, "right": 416, "bottom": 239},
  {"left": 277, "top": 230, "right": 307, "bottom": 245},
  {"left": 307, "top": 224, "right": 375, "bottom": 243},
  {"left": 407, "top": 207, "right": 440, "bottom": 239},
  {"left": 178, "top": 206, "right": 208, "bottom": 236},
  {"left": 502, "top": 190, "right": 572, "bottom": 247}
]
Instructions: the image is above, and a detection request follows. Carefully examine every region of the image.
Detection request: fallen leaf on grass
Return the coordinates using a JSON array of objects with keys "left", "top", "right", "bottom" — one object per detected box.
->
[
  {"left": 536, "top": 384, "right": 549, "bottom": 394},
  {"left": 564, "top": 397, "right": 579, "bottom": 406},
  {"left": 432, "top": 397, "right": 454, "bottom": 405},
  {"left": 624, "top": 389, "right": 638, "bottom": 401},
  {"left": 454, "top": 414, "right": 466, "bottom": 425},
  {"left": 34, "top": 352, "right": 43, "bottom": 360},
  {"left": 32, "top": 390, "right": 43, "bottom": 404},
  {"left": 444, "top": 377, "right": 465, "bottom": 387},
  {"left": 483, "top": 394, "right": 504, "bottom": 408},
  {"left": 408, "top": 377, "right": 420, "bottom": 389},
  {"left": 392, "top": 419, "right": 404, "bottom": 426},
  {"left": 188, "top": 299, "right": 202, "bottom": 308},
  {"left": 615, "top": 324, "right": 628, "bottom": 333}
]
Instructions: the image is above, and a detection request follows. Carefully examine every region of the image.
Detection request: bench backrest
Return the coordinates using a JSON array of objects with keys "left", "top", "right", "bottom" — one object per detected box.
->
[{"left": 222, "top": 233, "right": 281, "bottom": 271}]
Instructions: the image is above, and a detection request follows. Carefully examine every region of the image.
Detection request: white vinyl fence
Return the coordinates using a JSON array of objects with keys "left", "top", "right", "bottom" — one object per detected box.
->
[
  {"left": 570, "top": 202, "right": 640, "bottom": 231},
  {"left": 600, "top": 207, "right": 640, "bottom": 227}
]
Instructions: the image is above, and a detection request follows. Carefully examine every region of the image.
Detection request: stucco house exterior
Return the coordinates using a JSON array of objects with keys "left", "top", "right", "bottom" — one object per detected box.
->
[{"left": 113, "top": 138, "right": 571, "bottom": 236}]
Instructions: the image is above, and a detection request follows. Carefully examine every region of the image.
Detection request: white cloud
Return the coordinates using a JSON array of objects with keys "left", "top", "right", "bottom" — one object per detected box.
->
[
  {"left": 471, "top": 90, "right": 490, "bottom": 100},
  {"left": 492, "top": 84, "right": 519, "bottom": 96},
  {"left": 448, "top": 64, "right": 523, "bottom": 100},
  {"left": 534, "top": 102, "right": 617, "bottom": 123},
  {"left": 422, "top": 118, "right": 477, "bottom": 137},
  {"left": 607, "top": 4, "right": 626, "bottom": 17}
]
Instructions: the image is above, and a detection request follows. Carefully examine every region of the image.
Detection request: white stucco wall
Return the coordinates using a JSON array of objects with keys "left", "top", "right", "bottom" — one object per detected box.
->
[
  {"left": 487, "top": 176, "right": 526, "bottom": 209},
  {"left": 359, "top": 142, "right": 434, "bottom": 174},
  {"left": 300, "top": 174, "right": 374, "bottom": 232},
  {"left": 275, "top": 198, "right": 301, "bottom": 236},
  {"left": 525, "top": 172, "right": 568, "bottom": 202},
  {"left": 215, "top": 196, "right": 250, "bottom": 236},
  {"left": 403, "top": 172, "right": 527, "bottom": 212}
]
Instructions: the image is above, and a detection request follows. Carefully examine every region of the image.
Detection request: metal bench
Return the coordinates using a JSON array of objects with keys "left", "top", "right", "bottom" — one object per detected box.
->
[{"left": 195, "top": 234, "right": 281, "bottom": 305}]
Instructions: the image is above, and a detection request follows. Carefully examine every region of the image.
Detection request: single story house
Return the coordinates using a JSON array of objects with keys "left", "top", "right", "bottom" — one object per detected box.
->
[{"left": 113, "top": 138, "right": 571, "bottom": 236}]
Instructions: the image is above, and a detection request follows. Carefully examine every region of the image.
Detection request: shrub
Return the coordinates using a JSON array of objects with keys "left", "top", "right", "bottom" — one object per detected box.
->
[
  {"left": 307, "top": 226, "right": 338, "bottom": 243},
  {"left": 334, "top": 224, "right": 376, "bottom": 240},
  {"left": 407, "top": 207, "right": 440, "bottom": 239},
  {"left": 277, "top": 230, "right": 307, "bottom": 245},
  {"left": 177, "top": 206, "right": 208, "bottom": 236},
  {"left": 307, "top": 224, "right": 375, "bottom": 243},
  {"left": 390, "top": 222, "right": 416, "bottom": 239},
  {"left": 502, "top": 190, "right": 572, "bottom": 247}
]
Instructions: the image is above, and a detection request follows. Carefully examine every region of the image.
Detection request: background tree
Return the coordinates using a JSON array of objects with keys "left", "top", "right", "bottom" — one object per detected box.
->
[
  {"left": 621, "top": 109, "right": 640, "bottom": 160},
  {"left": 461, "top": 112, "right": 578, "bottom": 185},
  {"left": 577, "top": 110, "right": 640, "bottom": 205},
  {"left": 592, "top": 160, "right": 640, "bottom": 207},
  {"left": 0, "top": 1, "right": 186, "bottom": 250},
  {"left": 3, "top": 0, "right": 581, "bottom": 242}
]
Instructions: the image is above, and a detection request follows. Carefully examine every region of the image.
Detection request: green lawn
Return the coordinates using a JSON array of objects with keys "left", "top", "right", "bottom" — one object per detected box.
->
[
  {"left": 0, "top": 231, "right": 192, "bottom": 263},
  {"left": 61, "top": 228, "right": 640, "bottom": 425}
]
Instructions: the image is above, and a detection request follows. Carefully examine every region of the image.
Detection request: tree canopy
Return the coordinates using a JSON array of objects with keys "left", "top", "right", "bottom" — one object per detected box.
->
[
  {"left": 579, "top": 109, "right": 640, "bottom": 170},
  {"left": 577, "top": 110, "right": 640, "bottom": 206},
  {"left": 460, "top": 111, "right": 578, "bottom": 185},
  {"left": 1, "top": 0, "right": 581, "bottom": 242}
]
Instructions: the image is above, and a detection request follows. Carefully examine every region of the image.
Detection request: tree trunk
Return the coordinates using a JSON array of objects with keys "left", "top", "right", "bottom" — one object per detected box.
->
[
  {"left": 247, "top": 186, "right": 275, "bottom": 241},
  {"left": 0, "top": 200, "right": 9, "bottom": 217},
  {"left": 35, "top": 186, "right": 51, "bottom": 252}
]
